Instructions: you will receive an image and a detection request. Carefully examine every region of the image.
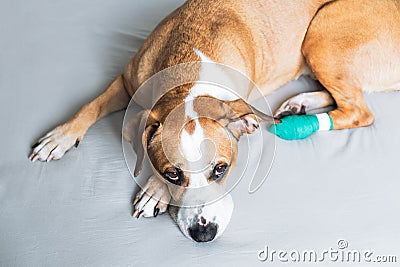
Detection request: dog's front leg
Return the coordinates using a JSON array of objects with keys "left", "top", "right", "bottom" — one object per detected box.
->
[
  {"left": 29, "top": 75, "right": 130, "bottom": 162},
  {"left": 133, "top": 175, "right": 171, "bottom": 218},
  {"left": 274, "top": 91, "right": 335, "bottom": 118}
]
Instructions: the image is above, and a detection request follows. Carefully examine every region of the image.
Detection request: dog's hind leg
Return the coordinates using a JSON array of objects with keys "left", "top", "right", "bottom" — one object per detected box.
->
[
  {"left": 29, "top": 75, "right": 131, "bottom": 162},
  {"left": 320, "top": 84, "right": 374, "bottom": 130},
  {"left": 299, "top": 0, "right": 400, "bottom": 131},
  {"left": 301, "top": 52, "right": 375, "bottom": 130},
  {"left": 300, "top": 62, "right": 375, "bottom": 130}
]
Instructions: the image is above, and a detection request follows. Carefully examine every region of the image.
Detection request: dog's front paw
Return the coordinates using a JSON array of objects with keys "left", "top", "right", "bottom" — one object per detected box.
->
[
  {"left": 29, "top": 125, "right": 81, "bottom": 162},
  {"left": 274, "top": 97, "right": 306, "bottom": 119},
  {"left": 133, "top": 175, "right": 171, "bottom": 219}
]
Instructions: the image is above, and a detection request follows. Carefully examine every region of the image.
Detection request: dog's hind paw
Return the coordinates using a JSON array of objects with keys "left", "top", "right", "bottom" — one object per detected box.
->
[
  {"left": 29, "top": 125, "right": 81, "bottom": 162},
  {"left": 133, "top": 175, "right": 171, "bottom": 219}
]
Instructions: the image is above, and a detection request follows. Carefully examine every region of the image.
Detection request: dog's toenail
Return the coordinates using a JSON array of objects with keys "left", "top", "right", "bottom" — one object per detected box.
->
[
  {"left": 300, "top": 105, "right": 306, "bottom": 114},
  {"left": 31, "top": 142, "right": 40, "bottom": 149},
  {"left": 137, "top": 210, "right": 144, "bottom": 218},
  {"left": 133, "top": 209, "right": 139, "bottom": 217},
  {"left": 154, "top": 207, "right": 160, "bottom": 217},
  {"left": 75, "top": 140, "right": 80, "bottom": 148},
  {"left": 280, "top": 111, "right": 292, "bottom": 118}
]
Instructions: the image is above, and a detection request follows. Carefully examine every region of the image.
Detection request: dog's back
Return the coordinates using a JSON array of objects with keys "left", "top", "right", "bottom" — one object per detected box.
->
[{"left": 124, "top": 0, "right": 333, "bottom": 98}]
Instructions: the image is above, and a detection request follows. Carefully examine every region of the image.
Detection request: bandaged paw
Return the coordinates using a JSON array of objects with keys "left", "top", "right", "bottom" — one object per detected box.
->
[{"left": 268, "top": 113, "right": 333, "bottom": 140}]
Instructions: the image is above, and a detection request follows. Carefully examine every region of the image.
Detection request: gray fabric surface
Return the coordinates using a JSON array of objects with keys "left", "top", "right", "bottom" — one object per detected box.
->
[{"left": 1, "top": 0, "right": 399, "bottom": 266}]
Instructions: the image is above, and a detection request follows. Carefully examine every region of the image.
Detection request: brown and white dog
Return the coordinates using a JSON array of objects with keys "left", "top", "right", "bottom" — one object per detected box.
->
[{"left": 29, "top": 0, "right": 400, "bottom": 242}]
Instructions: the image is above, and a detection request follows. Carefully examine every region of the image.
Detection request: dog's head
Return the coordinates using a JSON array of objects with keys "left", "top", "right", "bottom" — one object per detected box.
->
[{"left": 126, "top": 84, "right": 276, "bottom": 242}]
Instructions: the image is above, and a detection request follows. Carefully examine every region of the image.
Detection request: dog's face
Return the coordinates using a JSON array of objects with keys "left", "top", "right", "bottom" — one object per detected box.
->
[
  {"left": 128, "top": 87, "right": 275, "bottom": 242},
  {"left": 145, "top": 93, "right": 249, "bottom": 242},
  {"left": 148, "top": 112, "right": 237, "bottom": 242}
]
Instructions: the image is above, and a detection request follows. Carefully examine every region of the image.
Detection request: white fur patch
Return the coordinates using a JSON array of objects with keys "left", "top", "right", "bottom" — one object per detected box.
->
[
  {"left": 184, "top": 48, "right": 241, "bottom": 120},
  {"left": 183, "top": 94, "right": 197, "bottom": 120},
  {"left": 180, "top": 119, "right": 209, "bottom": 188},
  {"left": 188, "top": 173, "right": 209, "bottom": 188},
  {"left": 192, "top": 48, "right": 241, "bottom": 101},
  {"left": 180, "top": 122, "right": 204, "bottom": 163}
]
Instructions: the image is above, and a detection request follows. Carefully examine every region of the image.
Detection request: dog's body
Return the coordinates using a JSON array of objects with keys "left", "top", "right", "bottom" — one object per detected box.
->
[
  {"left": 30, "top": 0, "right": 400, "bottom": 242},
  {"left": 125, "top": 0, "right": 328, "bottom": 99}
]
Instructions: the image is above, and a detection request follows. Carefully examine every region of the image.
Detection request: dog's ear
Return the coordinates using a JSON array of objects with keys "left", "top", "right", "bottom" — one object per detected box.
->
[
  {"left": 123, "top": 110, "right": 160, "bottom": 177},
  {"left": 224, "top": 99, "right": 278, "bottom": 139}
]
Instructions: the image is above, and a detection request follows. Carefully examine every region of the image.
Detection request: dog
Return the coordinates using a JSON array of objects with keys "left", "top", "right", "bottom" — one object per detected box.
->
[{"left": 29, "top": 0, "right": 400, "bottom": 242}]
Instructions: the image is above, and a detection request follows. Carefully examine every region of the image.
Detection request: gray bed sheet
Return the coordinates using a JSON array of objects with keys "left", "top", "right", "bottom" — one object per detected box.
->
[{"left": 1, "top": 0, "right": 399, "bottom": 266}]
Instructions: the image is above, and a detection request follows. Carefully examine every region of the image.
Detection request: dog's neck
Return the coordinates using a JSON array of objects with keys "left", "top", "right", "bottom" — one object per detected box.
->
[{"left": 148, "top": 48, "right": 245, "bottom": 124}]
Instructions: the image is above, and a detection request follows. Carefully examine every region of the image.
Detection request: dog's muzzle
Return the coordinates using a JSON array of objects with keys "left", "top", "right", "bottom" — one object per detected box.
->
[{"left": 171, "top": 192, "right": 234, "bottom": 242}]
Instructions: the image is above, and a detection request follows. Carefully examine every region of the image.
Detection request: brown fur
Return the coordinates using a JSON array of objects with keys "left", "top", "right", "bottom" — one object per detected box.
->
[
  {"left": 31, "top": 0, "right": 400, "bottom": 194},
  {"left": 303, "top": 0, "right": 400, "bottom": 129}
]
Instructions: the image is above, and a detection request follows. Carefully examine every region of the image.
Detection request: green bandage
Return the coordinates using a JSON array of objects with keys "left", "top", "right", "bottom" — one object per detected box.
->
[{"left": 268, "top": 113, "right": 333, "bottom": 140}]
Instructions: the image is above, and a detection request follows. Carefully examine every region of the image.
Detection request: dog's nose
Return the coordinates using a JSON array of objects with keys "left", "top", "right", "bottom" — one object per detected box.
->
[{"left": 188, "top": 221, "right": 218, "bottom": 242}]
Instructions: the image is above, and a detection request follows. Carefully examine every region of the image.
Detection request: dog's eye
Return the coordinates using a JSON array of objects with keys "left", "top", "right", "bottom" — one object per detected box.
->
[
  {"left": 211, "top": 163, "right": 228, "bottom": 180},
  {"left": 163, "top": 168, "right": 183, "bottom": 185},
  {"left": 165, "top": 172, "right": 178, "bottom": 180}
]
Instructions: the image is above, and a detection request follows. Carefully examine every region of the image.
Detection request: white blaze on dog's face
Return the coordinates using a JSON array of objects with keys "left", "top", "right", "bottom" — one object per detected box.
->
[{"left": 175, "top": 116, "right": 235, "bottom": 242}]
